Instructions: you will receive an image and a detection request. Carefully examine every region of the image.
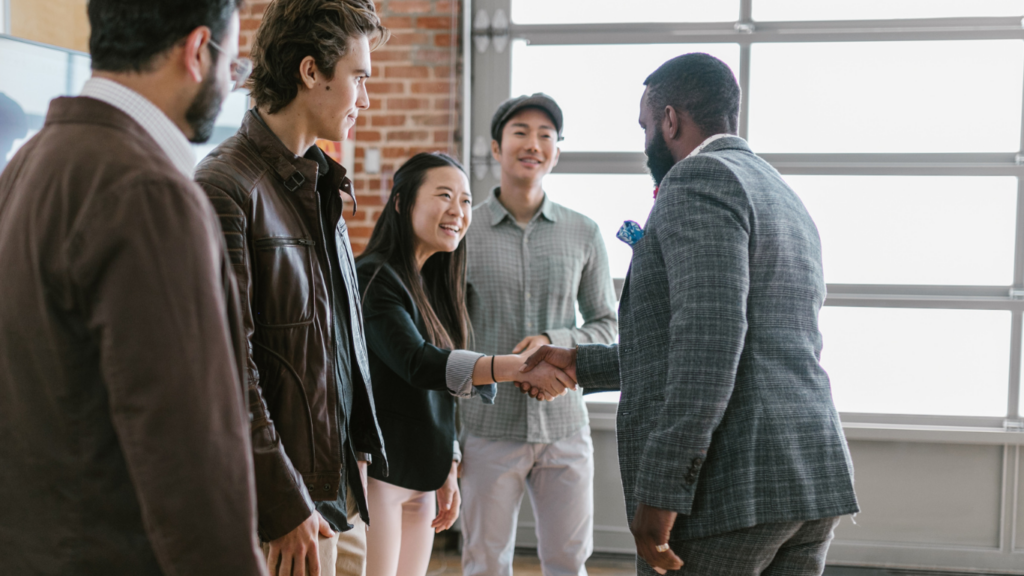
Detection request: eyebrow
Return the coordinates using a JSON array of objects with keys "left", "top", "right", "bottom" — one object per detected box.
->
[{"left": 510, "top": 122, "right": 555, "bottom": 131}]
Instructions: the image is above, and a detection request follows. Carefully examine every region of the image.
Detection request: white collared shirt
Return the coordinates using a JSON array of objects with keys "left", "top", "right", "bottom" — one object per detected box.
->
[
  {"left": 685, "top": 132, "right": 732, "bottom": 159},
  {"left": 80, "top": 77, "right": 196, "bottom": 177}
]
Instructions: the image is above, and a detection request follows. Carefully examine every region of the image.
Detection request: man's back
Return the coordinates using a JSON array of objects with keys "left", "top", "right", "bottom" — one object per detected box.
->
[
  {"left": 0, "top": 96, "right": 261, "bottom": 575},
  {"left": 605, "top": 135, "right": 858, "bottom": 540}
]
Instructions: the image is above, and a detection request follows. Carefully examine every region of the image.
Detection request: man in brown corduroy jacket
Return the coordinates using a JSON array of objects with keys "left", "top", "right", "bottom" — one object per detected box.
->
[{"left": 0, "top": 1, "right": 266, "bottom": 574}]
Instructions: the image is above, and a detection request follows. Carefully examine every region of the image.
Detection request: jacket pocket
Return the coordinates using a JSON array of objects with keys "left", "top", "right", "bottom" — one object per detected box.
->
[{"left": 253, "top": 237, "right": 316, "bottom": 326}]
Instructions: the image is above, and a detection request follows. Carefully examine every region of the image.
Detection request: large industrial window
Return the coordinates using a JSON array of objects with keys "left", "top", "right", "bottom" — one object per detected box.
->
[{"left": 470, "top": 1, "right": 1024, "bottom": 425}]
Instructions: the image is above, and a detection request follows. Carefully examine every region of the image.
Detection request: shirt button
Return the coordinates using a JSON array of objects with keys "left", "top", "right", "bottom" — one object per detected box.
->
[
  {"left": 527, "top": 322, "right": 533, "bottom": 329},
  {"left": 526, "top": 292, "right": 531, "bottom": 299}
]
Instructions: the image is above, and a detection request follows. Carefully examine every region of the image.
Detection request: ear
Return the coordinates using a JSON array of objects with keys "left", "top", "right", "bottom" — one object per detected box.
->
[
  {"left": 490, "top": 139, "right": 502, "bottom": 162},
  {"left": 298, "top": 56, "right": 319, "bottom": 90},
  {"left": 182, "top": 26, "right": 212, "bottom": 84},
  {"left": 662, "top": 106, "right": 680, "bottom": 141},
  {"left": 393, "top": 193, "right": 401, "bottom": 214},
  {"left": 550, "top": 145, "right": 561, "bottom": 169}
]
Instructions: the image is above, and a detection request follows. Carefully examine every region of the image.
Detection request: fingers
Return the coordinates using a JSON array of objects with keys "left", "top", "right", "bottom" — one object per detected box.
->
[
  {"left": 268, "top": 546, "right": 282, "bottom": 576},
  {"left": 317, "top": 513, "right": 335, "bottom": 538},
  {"left": 512, "top": 336, "right": 531, "bottom": 354},
  {"left": 279, "top": 551, "right": 294, "bottom": 576}
]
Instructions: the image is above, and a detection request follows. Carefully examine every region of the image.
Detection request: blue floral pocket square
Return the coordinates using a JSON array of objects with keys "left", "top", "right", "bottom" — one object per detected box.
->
[{"left": 616, "top": 220, "right": 644, "bottom": 247}]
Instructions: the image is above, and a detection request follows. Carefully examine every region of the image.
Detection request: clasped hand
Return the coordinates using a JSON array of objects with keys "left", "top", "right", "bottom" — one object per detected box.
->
[{"left": 514, "top": 345, "right": 579, "bottom": 401}]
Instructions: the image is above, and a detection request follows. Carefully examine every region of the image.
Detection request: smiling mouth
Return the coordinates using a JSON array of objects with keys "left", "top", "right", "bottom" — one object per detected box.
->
[
  {"left": 440, "top": 224, "right": 461, "bottom": 235},
  {"left": 519, "top": 158, "right": 542, "bottom": 166}
]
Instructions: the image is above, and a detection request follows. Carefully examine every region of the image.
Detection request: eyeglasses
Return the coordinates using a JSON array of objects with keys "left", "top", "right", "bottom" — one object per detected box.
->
[{"left": 208, "top": 39, "right": 253, "bottom": 92}]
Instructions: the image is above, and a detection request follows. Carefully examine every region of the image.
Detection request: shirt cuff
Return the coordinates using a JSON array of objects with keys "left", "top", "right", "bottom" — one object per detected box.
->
[
  {"left": 446, "top": 350, "right": 485, "bottom": 398},
  {"left": 544, "top": 328, "right": 574, "bottom": 348},
  {"left": 452, "top": 440, "right": 462, "bottom": 463}
]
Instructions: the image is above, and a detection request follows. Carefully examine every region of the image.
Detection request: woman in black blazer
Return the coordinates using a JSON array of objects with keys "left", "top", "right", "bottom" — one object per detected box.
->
[{"left": 356, "top": 153, "right": 573, "bottom": 576}]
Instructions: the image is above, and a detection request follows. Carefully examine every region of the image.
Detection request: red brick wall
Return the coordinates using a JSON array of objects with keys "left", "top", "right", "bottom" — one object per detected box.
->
[{"left": 240, "top": 0, "right": 464, "bottom": 254}]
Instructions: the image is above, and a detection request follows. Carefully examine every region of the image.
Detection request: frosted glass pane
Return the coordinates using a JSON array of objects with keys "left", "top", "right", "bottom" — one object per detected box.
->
[
  {"left": 821, "top": 307, "right": 1010, "bottom": 416},
  {"left": 788, "top": 176, "right": 1017, "bottom": 285},
  {"left": 512, "top": 0, "right": 738, "bottom": 24},
  {"left": 748, "top": 41, "right": 1024, "bottom": 153},
  {"left": 543, "top": 173, "right": 656, "bottom": 279},
  {"left": 512, "top": 41, "right": 741, "bottom": 152},
  {"left": 755, "top": 0, "right": 1024, "bottom": 21}
]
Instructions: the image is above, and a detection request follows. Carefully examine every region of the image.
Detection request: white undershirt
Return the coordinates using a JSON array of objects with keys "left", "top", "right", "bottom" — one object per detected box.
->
[{"left": 685, "top": 133, "right": 732, "bottom": 159}]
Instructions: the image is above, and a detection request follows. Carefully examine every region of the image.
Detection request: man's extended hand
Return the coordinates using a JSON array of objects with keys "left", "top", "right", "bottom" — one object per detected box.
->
[
  {"left": 514, "top": 359, "right": 575, "bottom": 401},
  {"left": 515, "top": 345, "right": 579, "bottom": 400},
  {"left": 267, "top": 510, "right": 335, "bottom": 576},
  {"left": 522, "top": 345, "right": 578, "bottom": 382},
  {"left": 630, "top": 502, "right": 683, "bottom": 575}
]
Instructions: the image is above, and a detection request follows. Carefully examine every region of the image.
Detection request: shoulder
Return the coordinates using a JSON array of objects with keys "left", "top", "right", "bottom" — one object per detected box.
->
[
  {"left": 356, "top": 255, "right": 406, "bottom": 295},
  {"left": 544, "top": 199, "right": 603, "bottom": 242},
  {"left": 194, "top": 131, "right": 269, "bottom": 206}
]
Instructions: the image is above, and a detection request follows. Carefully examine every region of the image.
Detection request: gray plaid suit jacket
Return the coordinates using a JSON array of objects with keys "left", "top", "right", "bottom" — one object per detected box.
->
[{"left": 577, "top": 136, "right": 858, "bottom": 540}]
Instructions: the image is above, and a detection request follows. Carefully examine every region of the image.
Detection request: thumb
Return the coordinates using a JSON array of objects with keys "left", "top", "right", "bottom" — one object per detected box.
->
[
  {"left": 318, "top": 513, "right": 335, "bottom": 538},
  {"left": 520, "top": 347, "right": 548, "bottom": 372}
]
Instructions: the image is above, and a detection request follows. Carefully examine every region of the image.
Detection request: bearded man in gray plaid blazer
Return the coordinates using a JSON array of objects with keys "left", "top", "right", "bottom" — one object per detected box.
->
[{"left": 520, "top": 53, "right": 859, "bottom": 575}]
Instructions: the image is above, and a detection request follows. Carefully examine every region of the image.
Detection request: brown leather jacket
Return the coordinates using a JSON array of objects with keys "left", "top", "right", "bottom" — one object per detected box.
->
[
  {"left": 0, "top": 97, "right": 265, "bottom": 575},
  {"left": 195, "top": 111, "right": 387, "bottom": 541}
]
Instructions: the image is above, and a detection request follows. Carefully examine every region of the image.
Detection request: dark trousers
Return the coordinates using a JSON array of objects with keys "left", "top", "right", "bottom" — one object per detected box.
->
[{"left": 638, "top": 516, "right": 842, "bottom": 576}]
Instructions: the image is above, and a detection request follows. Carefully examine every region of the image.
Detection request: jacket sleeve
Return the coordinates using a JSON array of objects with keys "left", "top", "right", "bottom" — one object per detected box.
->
[
  {"left": 357, "top": 264, "right": 453, "bottom": 391},
  {"left": 196, "top": 177, "right": 315, "bottom": 542},
  {"left": 70, "top": 178, "right": 267, "bottom": 576},
  {"left": 544, "top": 221, "right": 618, "bottom": 347},
  {"left": 633, "top": 156, "right": 751, "bottom": 515},
  {"left": 576, "top": 343, "right": 622, "bottom": 393}
]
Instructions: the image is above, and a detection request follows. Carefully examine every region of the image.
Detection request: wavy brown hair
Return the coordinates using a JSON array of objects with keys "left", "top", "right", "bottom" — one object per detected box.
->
[
  {"left": 249, "top": 0, "right": 390, "bottom": 113},
  {"left": 358, "top": 153, "right": 471, "bottom": 350}
]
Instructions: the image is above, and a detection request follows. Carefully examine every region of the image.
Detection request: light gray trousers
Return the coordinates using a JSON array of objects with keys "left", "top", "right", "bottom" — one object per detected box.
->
[{"left": 460, "top": 425, "right": 595, "bottom": 576}]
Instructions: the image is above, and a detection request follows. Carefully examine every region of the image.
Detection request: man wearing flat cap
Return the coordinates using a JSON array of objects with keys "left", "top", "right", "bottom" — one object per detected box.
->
[{"left": 459, "top": 93, "right": 618, "bottom": 576}]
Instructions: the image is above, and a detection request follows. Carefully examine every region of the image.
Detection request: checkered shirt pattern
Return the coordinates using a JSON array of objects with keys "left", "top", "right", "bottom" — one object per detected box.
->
[
  {"left": 80, "top": 78, "right": 196, "bottom": 177},
  {"left": 460, "top": 190, "right": 618, "bottom": 444}
]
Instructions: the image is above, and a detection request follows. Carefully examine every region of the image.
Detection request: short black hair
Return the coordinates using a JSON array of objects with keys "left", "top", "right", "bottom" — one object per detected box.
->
[
  {"left": 89, "top": 0, "right": 244, "bottom": 73},
  {"left": 643, "top": 53, "right": 740, "bottom": 137}
]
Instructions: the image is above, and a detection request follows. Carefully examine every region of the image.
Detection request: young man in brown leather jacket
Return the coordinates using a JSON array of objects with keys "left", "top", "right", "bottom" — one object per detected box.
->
[{"left": 194, "top": 1, "right": 390, "bottom": 575}]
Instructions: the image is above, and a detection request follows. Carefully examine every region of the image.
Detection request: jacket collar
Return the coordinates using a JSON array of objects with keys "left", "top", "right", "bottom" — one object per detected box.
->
[
  {"left": 240, "top": 109, "right": 356, "bottom": 214},
  {"left": 487, "top": 186, "right": 557, "bottom": 226}
]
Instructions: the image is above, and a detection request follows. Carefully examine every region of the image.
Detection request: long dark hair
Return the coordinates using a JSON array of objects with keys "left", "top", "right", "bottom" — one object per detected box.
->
[{"left": 358, "top": 152, "right": 470, "bottom": 350}]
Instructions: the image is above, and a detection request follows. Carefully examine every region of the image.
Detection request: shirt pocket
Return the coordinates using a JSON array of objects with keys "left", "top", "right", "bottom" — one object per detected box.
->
[{"left": 253, "top": 236, "right": 316, "bottom": 326}]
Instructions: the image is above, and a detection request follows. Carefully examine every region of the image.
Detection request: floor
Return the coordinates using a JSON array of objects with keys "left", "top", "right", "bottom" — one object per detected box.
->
[
  {"left": 425, "top": 549, "right": 636, "bottom": 576},
  {"left": 423, "top": 549, "right": 1005, "bottom": 576}
]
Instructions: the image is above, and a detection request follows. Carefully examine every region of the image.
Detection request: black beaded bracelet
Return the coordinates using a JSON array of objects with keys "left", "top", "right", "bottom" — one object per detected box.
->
[{"left": 490, "top": 355, "right": 497, "bottom": 383}]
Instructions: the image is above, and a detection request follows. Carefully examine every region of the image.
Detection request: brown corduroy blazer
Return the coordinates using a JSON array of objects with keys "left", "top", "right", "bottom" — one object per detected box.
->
[{"left": 0, "top": 96, "right": 265, "bottom": 575}]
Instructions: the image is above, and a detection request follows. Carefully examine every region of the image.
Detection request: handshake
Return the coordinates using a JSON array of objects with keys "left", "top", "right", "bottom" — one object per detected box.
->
[{"left": 513, "top": 345, "right": 580, "bottom": 401}]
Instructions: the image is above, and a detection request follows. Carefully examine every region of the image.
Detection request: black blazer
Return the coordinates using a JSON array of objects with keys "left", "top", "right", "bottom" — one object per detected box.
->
[{"left": 356, "top": 254, "right": 457, "bottom": 492}]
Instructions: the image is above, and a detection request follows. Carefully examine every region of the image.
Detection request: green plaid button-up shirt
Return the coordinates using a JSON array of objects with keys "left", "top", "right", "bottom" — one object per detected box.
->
[{"left": 460, "top": 189, "right": 618, "bottom": 443}]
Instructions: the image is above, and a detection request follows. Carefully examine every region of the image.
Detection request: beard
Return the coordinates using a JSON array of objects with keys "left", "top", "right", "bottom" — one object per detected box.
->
[
  {"left": 645, "top": 124, "right": 676, "bottom": 187},
  {"left": 185, "top": 71, "right": 227, "bottom": 144}
]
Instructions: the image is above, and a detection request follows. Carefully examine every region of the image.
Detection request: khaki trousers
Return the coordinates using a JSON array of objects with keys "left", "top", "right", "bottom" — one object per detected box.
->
[
  {"left": 261, "top": 485, "right": 367, "bottom": 576},
  {"left": 263, "top": 532, "right": 340, "bottom": 576},
  {"left": 336, "top": 485, "right": 368, "bottom": 576}
]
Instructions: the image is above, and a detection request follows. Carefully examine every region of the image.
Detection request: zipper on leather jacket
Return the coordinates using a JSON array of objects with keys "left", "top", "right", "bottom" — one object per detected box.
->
[{"left": 255, "top": 237, "right": 315, "bottom": 249}]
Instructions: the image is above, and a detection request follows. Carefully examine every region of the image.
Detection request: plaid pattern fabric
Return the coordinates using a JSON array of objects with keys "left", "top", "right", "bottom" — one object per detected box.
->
[
  {"left": 637, "top": 516, "right": 840, "bottom": 576},
  {"left": 461, "top": 191, "right": 618, "bottom": 443},
  {"left": 79, "top": 78, "right": 196, "bottom": 177},
  {"left": 578, "top": 136, "right": 858, "bottom": 540}
]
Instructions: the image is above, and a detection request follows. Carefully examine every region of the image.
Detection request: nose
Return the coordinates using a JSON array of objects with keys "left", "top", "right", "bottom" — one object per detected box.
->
[{"left": 356, "top": 80, "right": 370, "bottom": 110}]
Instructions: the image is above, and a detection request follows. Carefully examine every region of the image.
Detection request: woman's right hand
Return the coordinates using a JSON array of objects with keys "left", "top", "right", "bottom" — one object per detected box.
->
[{"left": 432, "top": 461, "right": 461, "bottom": 532}]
